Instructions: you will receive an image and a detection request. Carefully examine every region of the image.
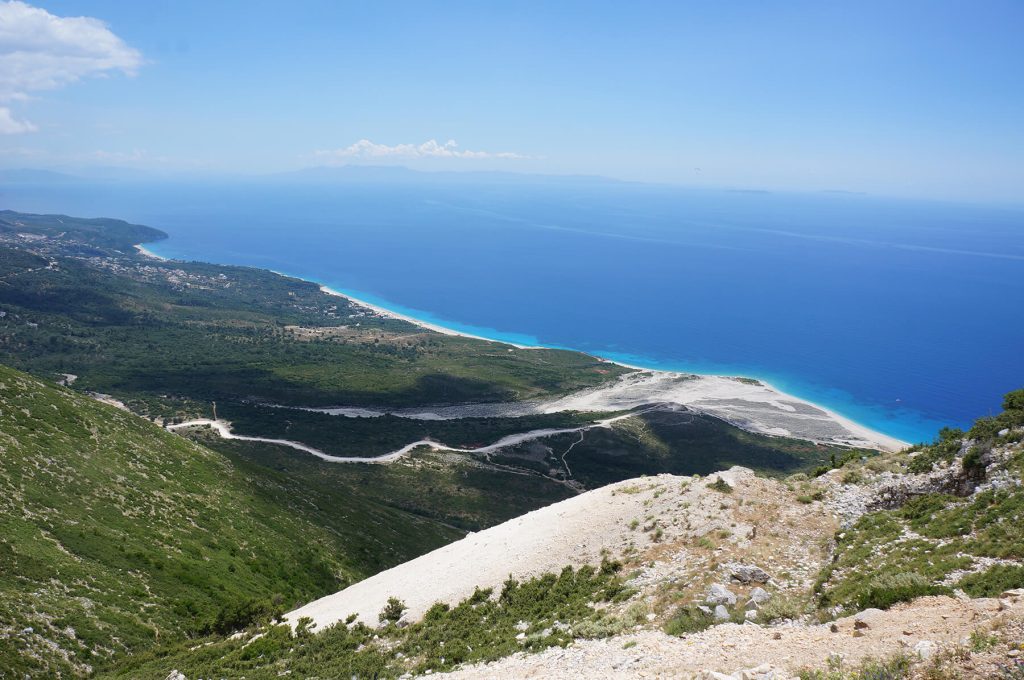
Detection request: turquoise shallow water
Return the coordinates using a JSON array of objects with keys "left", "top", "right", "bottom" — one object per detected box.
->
[{"left": 4, "top": 177, "right": 1023, "bottom": 443}]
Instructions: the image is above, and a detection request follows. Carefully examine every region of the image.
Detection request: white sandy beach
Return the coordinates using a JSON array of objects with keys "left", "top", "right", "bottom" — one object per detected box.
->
[
  {"left": 133, "top": 243, "right": 168, "bottom": 260},
  {"left": 317, "top": 285, "right": 905, "bottom": 450},
  {"left": 319, "top": 285, "right": 541, "bottom": 349}
]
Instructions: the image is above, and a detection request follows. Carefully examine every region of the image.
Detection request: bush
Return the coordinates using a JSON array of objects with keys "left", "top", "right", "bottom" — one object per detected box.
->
[
  {"left": 798, "top": 652, "right": 911, "bottom": 680},
  {"left": 664, "top": 604, "right": 714, "bottom": 636},
  {"left": 855, "top": 572, "right": 949, "bottom": 611},
  {"left": 201, "top": 597, "right": 278, "bottom": 635},
  {"left": 959, "top": 563, "right": 1024, "bottom": 597},
  {"left": 1005, "top": 389, "right": 1024, "bottom": 412},
  {"left": 379, "top": 596, "right": 407, "bottom": 623},
  {"left": 707, "top": 477, "right": 733, "bottom": 494},
  {"left": 759, "top": 595, "right": 804, "bottom": 623}
]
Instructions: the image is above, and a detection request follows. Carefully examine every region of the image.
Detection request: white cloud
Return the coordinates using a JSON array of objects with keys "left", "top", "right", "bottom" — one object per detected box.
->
[
  {"left": 316, "top": 139, "right": 525, "bottom": 161},
  {"left": 0, "top": 106, "right": 36, "bottom": 133},
  {"left": 0, "top": 1, "right": 142, "bottom": 133}
]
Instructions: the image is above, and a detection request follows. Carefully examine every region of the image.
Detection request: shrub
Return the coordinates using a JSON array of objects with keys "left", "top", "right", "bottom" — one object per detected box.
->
[
  {"left": 855, "top": 572, "right": 949, "bottom": 611},
  {"left": 959, "top": 563, "right": 1024, "bottom": 597},
  {"left": 664, "top": 604, "right": 714, "bottom": 636},
  {"left": 969, "top": 629, "right": 999, "bottom": 652},
  {"left": 379, "top": 596, "right": 407, "bottom": 623},
  {"left": 708, "top": 477, "right": 733, "bottom": 494},
  {"left": 1005, "top": 389, "right": 1024, "bottom": 412},
  {"left": 759, "top": 595, "right": 804, "bottom": 623},
  {"left": 201, "top": 597, "right": 278, "bottom": 635},
  {"left": 798, "top": 652, "right": 911, "bottom": 680},
  {"left": 798, "top": 489, "right": 825, "bottom": 504}
]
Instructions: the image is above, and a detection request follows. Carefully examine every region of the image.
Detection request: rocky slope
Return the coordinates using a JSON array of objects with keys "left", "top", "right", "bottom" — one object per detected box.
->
[{"left": 286, "top": 466, "right": 834, "bottom": 631}]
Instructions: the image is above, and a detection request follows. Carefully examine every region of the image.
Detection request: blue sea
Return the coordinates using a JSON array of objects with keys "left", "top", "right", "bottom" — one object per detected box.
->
[{"left": 4, "top": 175, "right": 1023, "bottom": 443}]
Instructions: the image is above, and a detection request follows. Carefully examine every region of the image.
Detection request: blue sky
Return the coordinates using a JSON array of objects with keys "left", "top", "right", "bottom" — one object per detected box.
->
[{"left": 2, "top": 0, "right": 1023, "bottom": 202}]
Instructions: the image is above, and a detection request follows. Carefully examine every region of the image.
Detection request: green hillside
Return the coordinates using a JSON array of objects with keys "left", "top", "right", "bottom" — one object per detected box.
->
[
  {"left": 815, "top": 389, "right": 1024, "bottom": 612},
  {"left": 0, "top": 364, "right": 459, "bottom": 677},
  {"left": 0, "top": 210, "right": 166, "bottom": 251},
  {"left": 0, "top": 210, "right": 626, "bottom": 419}
]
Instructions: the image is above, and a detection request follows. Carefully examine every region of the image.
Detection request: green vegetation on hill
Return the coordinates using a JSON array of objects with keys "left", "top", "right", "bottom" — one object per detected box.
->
[
  {"left": 197, "top": 437, "right": 575, "bottom": 532},
  {"left": 0, "top": 364, "right": 459, "bottom": 676},
  {"left": 815, "top": 389, "right": 1024, "bottom": 613},
  {"left": 0, "top": 211, "right": 625, "bottom": 417},
  {"left": 0, "top": 209, "right": 913, "bottom": 677},
  {"left": 102, "top": 563, "right": 631, "bottom": 679},
  {"left": 0, "top": 209, "right": 166, "bottom": 251}
]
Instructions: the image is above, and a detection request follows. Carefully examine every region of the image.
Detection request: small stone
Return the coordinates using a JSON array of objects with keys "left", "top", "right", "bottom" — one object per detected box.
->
[
  {"left": 696, "top": 672, "right": 734, "bottom": 680},
  {"left": 165, "top": 672, "right": 187, "bottom": 680},
  {"left": 1008, "top": 649, "right": 1020, "bottom": 658},
  {"left": 830, "top": 623, "right": 840, "bottom": 633},
  {"left": 854, "top": 619, "right": 869, "bottom": 630},
  {"left": 772, "top": 631, "right": 782, "bottom": 640},
  {"left": 744, "top": 609, "right": 758, "bottom": 621},
  {"left": 914, "top": 640, "right": 937, "bottom": 660},
  {"left": 852, "top": 630, "right": 865, "bottom": 638},
  {"left": 714, "top": 604, "right": 731, "bottom": 622}
]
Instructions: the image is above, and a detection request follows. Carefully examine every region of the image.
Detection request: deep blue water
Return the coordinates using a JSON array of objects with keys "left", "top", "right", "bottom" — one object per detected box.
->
[{"left": 4, "top": 177, "right": 1023, "bottom": 443}]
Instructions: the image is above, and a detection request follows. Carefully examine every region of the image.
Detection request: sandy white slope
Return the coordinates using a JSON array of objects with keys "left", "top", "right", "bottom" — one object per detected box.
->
[{"left": 285, "top": 467, "right": 761, "bottom": 630}]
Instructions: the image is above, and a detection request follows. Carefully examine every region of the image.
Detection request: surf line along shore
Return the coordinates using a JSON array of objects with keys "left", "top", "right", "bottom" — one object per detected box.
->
[
  {"left": 132, "top": 244, "right": 907, "bottom": 453},
  {"left": 315, "top": 283, "right": 905, "bottom": 452}
]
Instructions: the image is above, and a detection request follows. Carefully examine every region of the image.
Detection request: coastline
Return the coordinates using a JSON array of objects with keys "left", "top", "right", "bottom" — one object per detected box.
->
[
  {"left": 136, "top": 242, "right": 909, "bottom": 452},
  {"left": 319, "top": 285, "right": 541, "bottom": 350},
  {"left": 134, "top": 243, "right": 168, "bottom": 260}
]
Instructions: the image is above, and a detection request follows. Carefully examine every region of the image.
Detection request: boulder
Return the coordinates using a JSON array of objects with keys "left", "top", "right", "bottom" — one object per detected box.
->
[
  {"left": 714, "top": 604, "right": 731, "bottom": 621},
  {"left": 708, "top": 583, "right": 738, "bottom": 606},
  {"left": 729, "top": 564, "right": 771, "bottom": 584},
  {"left": 749, "top": 586, "right": 772, "bottom": 606}
]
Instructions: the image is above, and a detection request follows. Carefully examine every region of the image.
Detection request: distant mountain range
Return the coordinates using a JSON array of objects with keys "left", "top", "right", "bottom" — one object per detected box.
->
[{"left": 0, "top": 164, "right": 626, "bottom": 186}]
